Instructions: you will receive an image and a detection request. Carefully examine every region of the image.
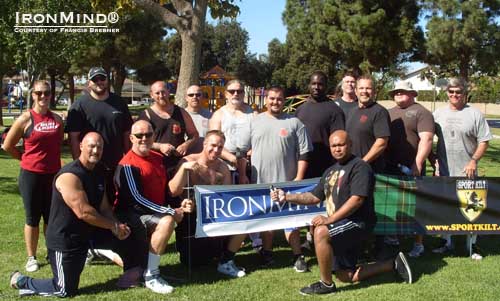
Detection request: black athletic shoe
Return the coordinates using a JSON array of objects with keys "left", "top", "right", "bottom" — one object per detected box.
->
[
  {"left": 259, "top": 249, "right": 274, "bottom": 267},
  {"left": 394, "top": 252, "right": 413, "bottom": 284},
  {"left": 299, "top": 281, "right": 337, "bottom": 295}
]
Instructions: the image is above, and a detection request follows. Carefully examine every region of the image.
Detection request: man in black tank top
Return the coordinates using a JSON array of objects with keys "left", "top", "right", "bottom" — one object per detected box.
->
[
  {"left": 137, "top": 81, "right": 199, "bottom": 177},
  {"left": 10, "top": 133, "right": 130, "bottom": 298}
]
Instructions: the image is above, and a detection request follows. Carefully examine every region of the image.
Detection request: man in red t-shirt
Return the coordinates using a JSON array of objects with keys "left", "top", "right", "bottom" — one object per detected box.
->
[{"left": 114, "top": 120, "right": 195, "bottom": 294}]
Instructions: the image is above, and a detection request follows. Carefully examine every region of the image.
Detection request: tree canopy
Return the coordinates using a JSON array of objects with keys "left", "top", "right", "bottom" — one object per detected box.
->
[{"left": 422, "top": 0, "right": 500, "bottom": 80}]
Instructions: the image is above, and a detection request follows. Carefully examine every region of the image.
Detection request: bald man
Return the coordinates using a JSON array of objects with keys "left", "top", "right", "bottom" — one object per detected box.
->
[
  {"left": 114, "top": 120, "right": 195, "bottom": 294},
  {"left": 137, "top": 81, "right": 198, "bottom": 176},
  {"left": 185, "top": 85, "right": 212, "bottom": 153},
  {"left": 10, "top": 132, "right": 131, "bottom": 297},
  {"left": 271, "top": 130, "right": 412, "bottom": 295}
]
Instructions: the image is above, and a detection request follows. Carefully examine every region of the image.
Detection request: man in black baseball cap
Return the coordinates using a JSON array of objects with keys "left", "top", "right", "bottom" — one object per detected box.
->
[{"left": 88, "top": 67, "right": 107, "bottom": 81}]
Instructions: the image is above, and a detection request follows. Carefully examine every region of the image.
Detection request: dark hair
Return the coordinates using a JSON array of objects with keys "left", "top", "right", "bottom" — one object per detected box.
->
[
  {"left": 266, "top": 86, "right": 284, "bottom": 96},
  {"left": 342, "top": 70, "right": 358, "bottom": 80},
  {"left": 310, "top": 71, "right": 327, "bottom": 84}
]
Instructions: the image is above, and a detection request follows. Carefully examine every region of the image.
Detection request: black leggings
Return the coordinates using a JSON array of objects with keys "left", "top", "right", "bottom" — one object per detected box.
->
[{"left": 18, "top": 168, "right": 55, "bottom": 226}]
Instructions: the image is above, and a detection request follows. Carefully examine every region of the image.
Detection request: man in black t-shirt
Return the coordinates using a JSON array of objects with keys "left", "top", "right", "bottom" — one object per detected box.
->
[
  {"left": 271, "top": 130, "right": 412, "bottom": 296},
  {"left": 296, "top": 71, "right": 345, "bottom": 179},
  {"left": 345, "top": 76, "right": 390, "bottom": 173},
  {"left": 10, "top": 133, "right": 130, "bottom": 297},
  {"left": 66, "top": 67, "right": 133, "bottom": 171}
]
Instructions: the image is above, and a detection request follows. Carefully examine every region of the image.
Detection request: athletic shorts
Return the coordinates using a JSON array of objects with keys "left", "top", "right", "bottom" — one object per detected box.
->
[
  {"left": 327, "top": 218, "right": 370, "bottom": 272},
  {"left": 18, "top": 168, "right": 55, "bottom": 226}
]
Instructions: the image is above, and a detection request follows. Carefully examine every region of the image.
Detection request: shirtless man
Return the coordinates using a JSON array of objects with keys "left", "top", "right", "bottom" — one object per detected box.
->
[{"left": 172, "top": 130, "right": 247, "bottom": 277}]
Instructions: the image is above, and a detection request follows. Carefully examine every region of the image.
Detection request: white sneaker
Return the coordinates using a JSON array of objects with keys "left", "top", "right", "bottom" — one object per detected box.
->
[
  {"left": 144, "top": 274, "right": 174, "bottom": 294},
  {"left": 217, "top": 260, "right": 246, "bottom": 278},
  {"left": 408, "top": 244, "right": 424, "bottom": 258},
  {"left": 25, "top": 257, "right": 39, "bottom": 272}
]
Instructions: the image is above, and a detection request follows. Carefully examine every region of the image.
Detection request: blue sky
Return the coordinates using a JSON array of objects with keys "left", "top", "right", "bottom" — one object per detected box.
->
[
  {"left": 212, "top": 0, "right": 426, "bottom": 72},
  {"left": 236, "top": 0, "right": 287, "bottom": 55},
  {"left": 214, "top": 0, "right": 287, "bottom": 56}
]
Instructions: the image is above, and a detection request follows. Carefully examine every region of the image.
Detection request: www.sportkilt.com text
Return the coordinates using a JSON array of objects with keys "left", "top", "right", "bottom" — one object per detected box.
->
[{"left": 426, "top": 224, "right": 500, "bottom": 231}]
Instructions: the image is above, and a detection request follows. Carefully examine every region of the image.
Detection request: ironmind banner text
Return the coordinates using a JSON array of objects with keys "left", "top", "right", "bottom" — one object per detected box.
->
[{"left": 194, "top": 176, "right": 500, "bottom": 237}]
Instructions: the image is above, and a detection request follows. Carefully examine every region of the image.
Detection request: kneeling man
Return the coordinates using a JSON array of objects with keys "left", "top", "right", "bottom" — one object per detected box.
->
[
  {"left": 271, "top": 130, "right": 412, "bottom": 295},
  {"left": 10, "top": 132, "right": 130, "bottom": 297}
]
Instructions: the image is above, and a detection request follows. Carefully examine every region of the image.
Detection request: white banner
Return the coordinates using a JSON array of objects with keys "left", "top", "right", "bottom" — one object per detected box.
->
[{"left": 194, "top": 179, "right": 326, "bottom": 237}]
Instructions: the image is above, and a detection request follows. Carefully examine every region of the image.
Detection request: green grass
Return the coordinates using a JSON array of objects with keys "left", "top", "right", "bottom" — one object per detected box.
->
[{"left": 1, "top": 141, "right": 500, "bottom": 300}]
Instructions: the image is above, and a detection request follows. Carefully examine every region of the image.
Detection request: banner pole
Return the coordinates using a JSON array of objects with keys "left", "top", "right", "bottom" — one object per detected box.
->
[{"left": 186, "top": 170, "right": 191, "bottom": 281}]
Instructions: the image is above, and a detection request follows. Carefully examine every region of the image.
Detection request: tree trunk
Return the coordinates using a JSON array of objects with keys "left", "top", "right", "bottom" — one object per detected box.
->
[
  {"left": 111, "top": 65, "right": 127, "bottom": 97},
  {"left": 0, "top": 72, "right": 4, "bottom": 126},
  {"left": 176, "top": 31, "right": 201, "bottom": 107},
  {"left": 50, "top": 73, "right": 56, "bottom": 109},
  {"left": 175, "top": 2, "right": 207, "bottom": 108},
  {"left": 68, "top": 73, "right": 75, "bottom": 110}
]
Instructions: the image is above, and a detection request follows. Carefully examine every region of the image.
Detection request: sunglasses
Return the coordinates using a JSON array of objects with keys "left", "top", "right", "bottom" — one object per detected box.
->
[
  {"left": 91, "top": 75, "right": 107, "bottom": 82},
  {"left": 33, "top": 91, "right": 50, "bottom": 97},
  {"left": 226, "top": 89, "right": 244, "bottom": 95},
  {"left": 188, "top": 93, "right": 202, "bottom": 98},
  {"left": 447, "top": 89, "right": 463, "bottom": 95},
  {"left": 132, "top": 132, "right": 153, "bottom": 139}
]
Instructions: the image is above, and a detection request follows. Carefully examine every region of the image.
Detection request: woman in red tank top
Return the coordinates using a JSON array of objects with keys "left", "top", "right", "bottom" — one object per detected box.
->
[{"left": 2, "top": 80, "right": 63, "bottom": 272}]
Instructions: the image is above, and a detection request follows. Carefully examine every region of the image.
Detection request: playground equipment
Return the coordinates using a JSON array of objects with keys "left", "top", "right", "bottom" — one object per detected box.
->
[
  {"left": 199, "top": 65, "right": 266, "bottom": 112},
  {"left": 6, "top": 81, "right": 25, "bottom": 113}
]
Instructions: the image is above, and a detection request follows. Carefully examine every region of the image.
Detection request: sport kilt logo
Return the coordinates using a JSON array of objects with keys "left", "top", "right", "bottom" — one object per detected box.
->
[{"left": 456, "top": 180, "right": 488, "bottom": 222}]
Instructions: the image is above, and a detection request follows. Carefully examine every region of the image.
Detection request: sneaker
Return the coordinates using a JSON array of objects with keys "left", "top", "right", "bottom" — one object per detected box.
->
[
  {"left": 116, "top": 266, "right": 143, "bottom": 288},
  {"left": 408, "top": 244, "right": 424, "bottom": 258},
  {"left": 301, "top": 240, "right": 313, "bottom": 252},
  {"left": 299, "top": 280, "right": 337, "bottom": 295},
  {"left": 85, "top": 249, "right": 95, "bottom": 265},
  {"left": 384, "top": 236, "right": 400, "bottom": 246},
  {"left": 10, "top": 271, "right": 25, "bottom": 289},
  {"left": 471, "top": 244, "right": 483, "bottom": 261},
  {"left": 217, "top": 260, "right": 246, "bottom": 278},
  {"left": 432, "top": 244, "right": 453, "bottom": 254},
  {"left": 293, "top": 255, "right": 308, "bottom": 273},
  {"left": 251, "top": 238, "right": 263, "bottom": 252},
  {"left": 144, "top": 274, "right": 174, "bottom": 294},
  {"left": 259, "top": 249, "right": 274, "bottom": 267},
  {"left": 25, "top": 256, "right": 39, "bottom": 272},
  {"left": 394, "top": 252, "right": 413, "bottom": 284}
]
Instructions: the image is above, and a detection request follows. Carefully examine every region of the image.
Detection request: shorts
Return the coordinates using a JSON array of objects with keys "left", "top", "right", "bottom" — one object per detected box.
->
[
  {"left": 18, "top": 168, "right": 55, "bottom": 226},
  {"left": 118, "top": 210, "right": 173, "bottom": 239},
  {"left": 327, "top": 219, "right": 370, "bottom": 272}
]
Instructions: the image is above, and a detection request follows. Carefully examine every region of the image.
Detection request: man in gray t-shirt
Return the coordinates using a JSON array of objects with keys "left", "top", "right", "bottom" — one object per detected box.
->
[
  {"left": 248, "top": 87, "right": 313, "bottom": 272},
  {"left": 432, "top": 78, "right": 492, "bottom": 259},
  {"left": 185, "top": 85, "right": 212, "bottom": 138},
  {"left": 185, "top": 85, "right": 212, "bottom": 153}
]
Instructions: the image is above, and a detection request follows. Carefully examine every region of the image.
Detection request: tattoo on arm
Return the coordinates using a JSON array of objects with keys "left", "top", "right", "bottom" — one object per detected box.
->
[{"left": 286, "top": 192, "right": 320, "bottom": 205}]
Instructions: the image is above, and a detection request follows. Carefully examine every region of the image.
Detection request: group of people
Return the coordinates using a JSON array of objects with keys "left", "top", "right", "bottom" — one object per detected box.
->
[{"left": 3, "top": 66, "right": 492, "bottom": 297}]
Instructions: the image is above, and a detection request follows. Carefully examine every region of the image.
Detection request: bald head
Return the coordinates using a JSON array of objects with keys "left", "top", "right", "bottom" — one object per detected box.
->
[
  {"left": 130, "top": 120, "right": 154, "bottom": 157},
  {"left": 131, "top": 120, "right": 153, "bottom": 134},
  {"left": 186, "top": 85, "right": 203, "bottom": 111},
  {"left": 150, "top": 81, "right": 170, "bottom": 107},
  {"left": 329, "top": 130, "right": 352, "bottom": 162},
  {"left": 80, "top": 132, "right": 103, "bottom": 168}
]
